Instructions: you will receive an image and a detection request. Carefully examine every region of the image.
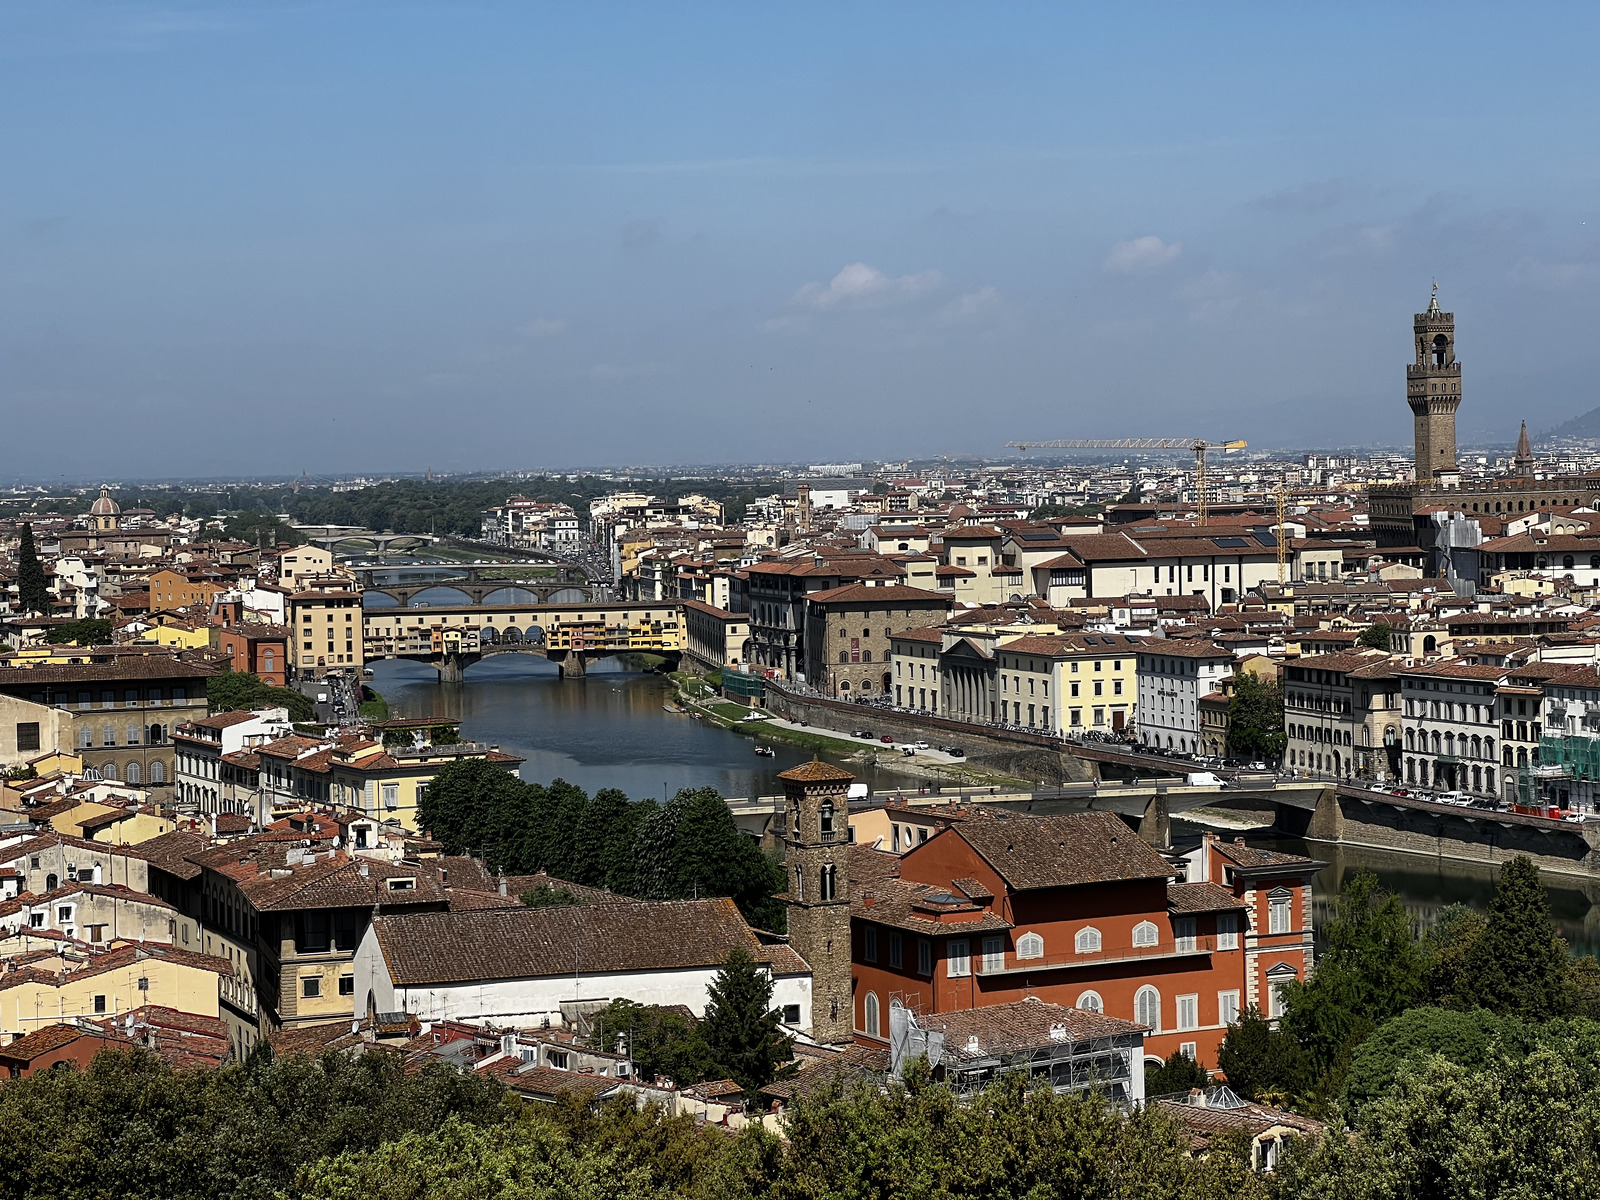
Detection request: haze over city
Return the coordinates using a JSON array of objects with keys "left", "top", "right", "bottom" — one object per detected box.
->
[{"left": 7, "top": 2, "right": 1600, "bottom": 478}]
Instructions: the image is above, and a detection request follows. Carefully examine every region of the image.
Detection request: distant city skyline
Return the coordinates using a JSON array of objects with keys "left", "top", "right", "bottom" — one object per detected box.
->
[{"left": 5, "top": 3, "right": 1600, "bottom": 475}]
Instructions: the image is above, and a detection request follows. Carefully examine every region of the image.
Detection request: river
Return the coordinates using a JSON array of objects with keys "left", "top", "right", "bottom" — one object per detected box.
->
[{"left": 370, "top": 658, "right": 1600, "bottom": 959}]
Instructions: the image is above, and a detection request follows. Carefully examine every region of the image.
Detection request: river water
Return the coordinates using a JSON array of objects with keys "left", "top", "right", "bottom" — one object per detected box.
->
[{"left": 370, "top": 658, "right": 1600, "bottom": 959}]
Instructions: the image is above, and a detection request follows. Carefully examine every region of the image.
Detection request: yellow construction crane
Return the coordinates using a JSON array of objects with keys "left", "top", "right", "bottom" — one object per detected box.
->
[{"left": 1005, "top": 437, "right": 1248, "bottom": 525}]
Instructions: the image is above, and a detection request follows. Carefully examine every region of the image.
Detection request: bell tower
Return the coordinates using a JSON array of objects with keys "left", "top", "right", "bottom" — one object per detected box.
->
[
  {"left": 1407, "top": 283, "right": 1461, "bottom": 480},
  {"left": 779, "top": 757, "right": 854, "bottom": 1045}
]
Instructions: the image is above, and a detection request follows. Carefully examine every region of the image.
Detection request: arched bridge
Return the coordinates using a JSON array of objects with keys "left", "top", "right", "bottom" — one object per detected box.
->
[
  {"left": 295, "top": 525, "right": 442, "bottom": 554},
  {"left": 353, "top": 563, "right": 605, "bottom": 607},
  {"left": 363, "top": 600, "right": 684, "bottom": 681}
]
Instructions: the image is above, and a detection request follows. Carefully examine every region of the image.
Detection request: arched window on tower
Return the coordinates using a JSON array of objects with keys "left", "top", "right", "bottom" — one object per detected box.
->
[{"left": 1432, "top": 334, "right": 1449, "bottom": 366}]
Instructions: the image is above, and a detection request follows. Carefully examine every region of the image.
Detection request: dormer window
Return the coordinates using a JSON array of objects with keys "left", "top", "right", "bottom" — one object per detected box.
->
[{"left": 386, "top": 877, "right": 415, "bottom": 892}]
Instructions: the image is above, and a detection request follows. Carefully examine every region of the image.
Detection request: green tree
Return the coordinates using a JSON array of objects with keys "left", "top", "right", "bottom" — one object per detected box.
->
[
  {"left": 697, "top": 947, "right": 793, "bottom": 1095},
  {"left": 571, "top": 788, "right": 631, "bottom": 888},
  {"left": 44, "top": 617, "right": 112, "bottom": 645},
  {"left": 206, "top": 671, "right": 315, "bottom": 722},
  {"left": 1225, "top": 672, "right": 1286, "bottom": 763},
  {"left": 1143, "top": 1049, "right": 1208, "bottom": 1097},
  {"left": 16, "top": 523, "right": 49, "bottom": 614},
  {"left": 1280, "top": 871, "right": 1425, "bottom": 1091},
  {"left": 1420, "top": 902, "right": 1487, "bottom": 1007},
  {"left": 1339, "top": 1006, "right": 1530, "bottom": 1116},
  {"left": 587, "top": 998, "right": 714, "bottom": 1087},
  {"left": 1458, "top": 855, "right": 1574, "bottom": 1020},
  {"left": 1216, "top": 1006, "right": 1308, "bottom": 1103},
  {"left": 521, "top": 885, "right": 581, "bottom": 908},
  {"left": 1358, "top": 622, "right": 1394, "bottom": 650},
  {"left": 418, "top": 757, "right": 531, "bottom": 860}
]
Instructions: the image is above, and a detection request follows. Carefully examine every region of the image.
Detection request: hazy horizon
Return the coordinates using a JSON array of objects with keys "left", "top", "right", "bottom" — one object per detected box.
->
[{"left": 6, "top": 3, "right": 1600, "bottom": 477}]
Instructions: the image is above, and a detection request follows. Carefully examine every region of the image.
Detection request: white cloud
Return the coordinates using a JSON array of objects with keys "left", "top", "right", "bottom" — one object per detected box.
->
[
  {"left": 522, "top": 318, "right": 566, "bottom": 339},
  {"left": 1103, "top": 235, "right": 1182, "bottom": 274},
  {"left": 938, "top": 286, "right": 1001, "bottom": 324},
  {"left": 794, "top": 262, "right": 943, "bottom": 310}
]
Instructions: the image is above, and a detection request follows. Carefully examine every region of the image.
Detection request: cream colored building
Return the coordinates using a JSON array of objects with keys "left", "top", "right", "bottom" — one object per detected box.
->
[{"left": 288, "top": 586, "right": 366, "bottom": 679}]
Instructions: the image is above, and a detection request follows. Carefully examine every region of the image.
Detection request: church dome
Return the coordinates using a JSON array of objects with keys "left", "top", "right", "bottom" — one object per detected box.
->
[{"left": 89, "top": 486, "right": 120, "bottom": 517}]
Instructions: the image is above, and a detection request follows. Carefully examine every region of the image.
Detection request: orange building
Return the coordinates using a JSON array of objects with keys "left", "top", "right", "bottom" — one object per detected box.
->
[
  {"left": 149, "top": 570, "right": 228, "bottom": 613},
  {"left": 847, "top": 811, "right": 1319, "bottom": 1070},
  {"left": 213, "top": 624, "right": 291, "bottom": 686}
]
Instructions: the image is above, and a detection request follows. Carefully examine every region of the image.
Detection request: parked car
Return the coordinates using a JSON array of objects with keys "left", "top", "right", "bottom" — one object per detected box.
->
[
  {"left": 946, "top": 746, "right": 965, "bottom": 758},
  {"left": 911, "top": 740, "right": 930, "bottom": 750},
  {"left": 880, "top": 735, "right": 895, "bottom": 744},
  {"left": 852, "top": 729, "right": 874, "bottom": 739}
]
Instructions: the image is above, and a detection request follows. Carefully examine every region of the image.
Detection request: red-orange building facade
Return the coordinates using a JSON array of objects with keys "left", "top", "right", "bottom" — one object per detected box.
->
[{"left": 847, "top": 813, "right": 1319, "bottom": 1069}]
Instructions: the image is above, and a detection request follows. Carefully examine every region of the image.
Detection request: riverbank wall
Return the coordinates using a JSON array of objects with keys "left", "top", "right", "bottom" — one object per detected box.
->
[
  {"left": 762, "top": 684, "right": 1092, "bottom": 787},
  {"left": 1295, "top": 787, "right": 1600, "bottom": 880}
]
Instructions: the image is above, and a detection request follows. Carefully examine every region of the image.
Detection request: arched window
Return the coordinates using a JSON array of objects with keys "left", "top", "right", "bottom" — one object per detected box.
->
[
  {"left": 861, "top": 650, "right": 872, "bottom": 663},
  {"left": 1430, "top": 730, "right": 1441, "bottom": 754},
  {"left": 1076, "top": 990, "right": 1103, "bottom": 1014},
  {"left": 1135, "top": 985, "right": 1161, "bottom": 1031},
  {"left": 1564, "top": 556, "right": 1576, "bottom": 570},
  {"left": 1132, "top": 921, "right": 1159, "bottom": 948},
  {"left": 1017, "top": 932, "right": 1044, "bottom": 960},
  {"left": 862, "top": 991, "right": 881, "bottom": 1037},
  {"left": 102, "top": 762, "right": 116, "bottom": 781},
  {"left": 819, "top": 863, "right": 836, "bottom": 901},
  {"left": 1423, "top": 635, "right": 1437, "bottom": 654},
  {"left": 1404, "top": 729, "right": 1415, "bottom": 751},
  {"left": 126, "top": 762, "right": 141, "bottom": 785},
  {"left": 1484, "top": 738, "right": 1493, "bottom": 761},
  {"left": 263, "top": 650, "right": 275, "bottom": 675},
  {"left": 150, "top": 760, "right": 166, "bottom": 784},
  {"left": 1075, "top": 927, "right": 1102, "bottom": 953},
  {"left": 838, "top": 651, "right": 848, "bottom": 664}
]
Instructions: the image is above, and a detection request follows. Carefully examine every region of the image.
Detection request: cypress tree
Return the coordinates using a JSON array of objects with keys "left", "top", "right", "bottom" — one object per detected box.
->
[
  {"left": 16, "top": 523, "right": 48, "bottom": 615},
  {"left": 698, "top": 946, "right": 792, "bottom": 1093},
  {"left": 1459, "top": 855, "right": 1572, "bottom": 1019}
]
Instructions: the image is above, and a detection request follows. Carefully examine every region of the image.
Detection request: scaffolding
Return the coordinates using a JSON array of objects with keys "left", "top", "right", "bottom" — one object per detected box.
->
[{"left": 888, "top": 1002, "right": 1142, "bottom": 1104}]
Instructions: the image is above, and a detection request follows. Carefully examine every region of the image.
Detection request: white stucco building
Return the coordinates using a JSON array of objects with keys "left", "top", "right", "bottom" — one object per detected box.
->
[
  {"left": 354, "top": 897, "right": 813, "bottom": 1032},
  {"left": 1136, "top": 640, "right": 1235, "bottom": 754}
]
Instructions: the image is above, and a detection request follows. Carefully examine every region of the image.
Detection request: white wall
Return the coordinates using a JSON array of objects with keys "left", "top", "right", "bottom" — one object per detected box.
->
[{"left": 354, "top": 927, "right": 812, "bottom": 1030}]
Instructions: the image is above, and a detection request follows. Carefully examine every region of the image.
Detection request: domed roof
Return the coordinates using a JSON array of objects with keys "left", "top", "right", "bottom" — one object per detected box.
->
[{"left": 89, "top": 486, "right": 120, "bottom": 517}]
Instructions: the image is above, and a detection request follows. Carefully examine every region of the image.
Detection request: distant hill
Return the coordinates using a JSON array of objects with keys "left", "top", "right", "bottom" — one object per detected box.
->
[{"left": 1544, "top": 406, "right": 1600, "bottom": 440}]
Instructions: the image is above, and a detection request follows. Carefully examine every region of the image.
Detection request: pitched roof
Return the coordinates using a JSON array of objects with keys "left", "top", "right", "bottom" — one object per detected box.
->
[
  {"left": 914, "top": 997, "right": 1146, "bottom": 1057},
  {"left": 371, "top": 897, "right": 799, "bottom": 986},
  {"left": 0, "top": 1023, "right": 123, "bottom": 1062},
  {"left": 778, "top": 757, "right": 855, "bottom": 783},
  {"left": 950, "top": 811, "right": 1173, "bottom": 892},
  {"left": 804, "top": 583, "right": 952, "bottom": 606},
  {"left": 1166, "top": 881, "right": 1249, "bottom": 913}
]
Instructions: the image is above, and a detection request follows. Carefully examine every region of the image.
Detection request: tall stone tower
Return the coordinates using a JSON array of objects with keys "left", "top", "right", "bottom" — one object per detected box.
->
[
  {"left": 1513, "top": 421, "right": 1534, "bottom": 476},
  {"left": 779, "top": 757, "right": 854, "bottom": 1044},
  {"left": 1407, "top": 283, "right": 1461, "bottom": 480}
]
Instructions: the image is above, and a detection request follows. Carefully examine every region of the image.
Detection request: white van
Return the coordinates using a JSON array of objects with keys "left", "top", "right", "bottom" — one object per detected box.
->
[{"left": 1185, "top": 772, "right": 1224, "bottom": 788}]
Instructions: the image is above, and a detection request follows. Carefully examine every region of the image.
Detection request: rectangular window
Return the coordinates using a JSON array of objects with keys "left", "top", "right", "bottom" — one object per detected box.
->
[
  {"left": 917, "top": 938, "right": 932, "bottom": 976},
  {"left": 947, "top": 938, "right": 970, "bottom": 977},
  {"left": 1174, "top": 917, "right": 1197, "bottom": 952},
  {"left": 1219, "top": 990, "right": 1241, "bottom": 1027},
  {"left": 381, "top": 782, "right": 399, "bottom": 809},
  {"left": 15, "top": 722, "right": 40, "bottom": 752},
  {"left": 338, "top": 976, "right": 355, "bottom": 996},
  {"left": 863, "top": 926, "right": 878, "bottom": 963},
  {"left": 888, "top": 932, "right": 903, "bottom": 968},
  {"left": 301, "top": 976, "right": 321, "bottom": 998},
  {"left": 1269, "top": 892, "right": 1292, "bottom": 935},
  {"left": 1217, "top": 912, "right": 1239, "bottom": 950},
  {"left": 94, "top": 994, "right": 107, "bottom": 1014},
  {"left": 1177, "top": 994, "right": 1198, "bottom": 1031},
  {"left": 981, "top": 935, "right": 1005, "bottom": 973}
]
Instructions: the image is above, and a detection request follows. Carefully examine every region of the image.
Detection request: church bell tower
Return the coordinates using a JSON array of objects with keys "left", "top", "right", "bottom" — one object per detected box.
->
[
  {"left": 779, "top": 757, "right": 854, "bottom": 1045},
  {"left": 1407, "top": 283, "right": 1461, "bottom": 480}
]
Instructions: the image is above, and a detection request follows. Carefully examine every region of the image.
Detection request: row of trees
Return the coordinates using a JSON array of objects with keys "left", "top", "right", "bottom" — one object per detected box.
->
[
  {"left": 419, "top": 760, "right": 787, "bottom": 930},
  {"left": 207, "top": 671, "right": 316, "bottom": 723},
  {"left": 1217, "top": 856, "right": 1600, "bottom": 1113},
  {"left": 17, "top": 1037, "right": 1600, "bottom": 1199}
]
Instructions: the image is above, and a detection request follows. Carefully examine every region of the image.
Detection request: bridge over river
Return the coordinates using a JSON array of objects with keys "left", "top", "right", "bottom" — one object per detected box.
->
[{"left": 362, "top": 600, "right": 683, "bottom": 681}]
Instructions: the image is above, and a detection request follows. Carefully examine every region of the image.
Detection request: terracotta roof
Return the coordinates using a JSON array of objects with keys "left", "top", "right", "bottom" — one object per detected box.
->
[
  {"left": 1215, "top": 839, "right": 1321, "bottom": 874},
  {"left": 1166, "top": 881, "right": 1249, "bottom": 913},
  {"left": 499, "top": 1063, "right": 621, "bottom": 1101},
  {"left": 804, "top": 583, "right": 952, "bottom": 606},
  {"left": 0, "top": 1023, "right": 124, "bottom": 1062},
  {"left": 371, "top": 897, "right": 802, "bottom": 986},
  {"left": 0, "top": 657, "right": 218, "bottom": 685},
  {"left": 778, "top": 757, "right": 855, "bottom": 783},
  {"left": 951, "top": 811, "right": 1173, "bottom": 892},
  {"left": 1138, "top": 640, "right": 1231, "bottom": 659}
]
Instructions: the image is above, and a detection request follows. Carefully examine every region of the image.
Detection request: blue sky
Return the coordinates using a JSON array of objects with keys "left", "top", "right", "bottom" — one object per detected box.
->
[{"left": 5, "top": 3, "right": 1600, "bottom": 477}]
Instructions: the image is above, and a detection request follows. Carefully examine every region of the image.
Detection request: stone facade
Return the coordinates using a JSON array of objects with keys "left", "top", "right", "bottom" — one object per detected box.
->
[
  {"left": 780, "top": 758, "right": 855, "bottom": 1045},
  {"left": 1407, "top": 285, "right": 1461, "bottom": 480}
]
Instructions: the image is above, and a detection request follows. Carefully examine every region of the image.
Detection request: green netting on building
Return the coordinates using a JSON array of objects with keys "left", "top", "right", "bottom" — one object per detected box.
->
[
  {"left": 1538, "top": 735, "right": 1600, "bottom": 781},
  {"left": 721, "top": 670, "right": 765, "bottom": 701}
]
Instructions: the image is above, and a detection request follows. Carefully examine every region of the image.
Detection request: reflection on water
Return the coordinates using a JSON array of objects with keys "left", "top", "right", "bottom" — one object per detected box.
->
[
  {"left": 1194, "top": 825, "right": 1600, "bottom": 959},
  {"left": 369, "top": 655, "right": 894, "bottom": 803}
]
